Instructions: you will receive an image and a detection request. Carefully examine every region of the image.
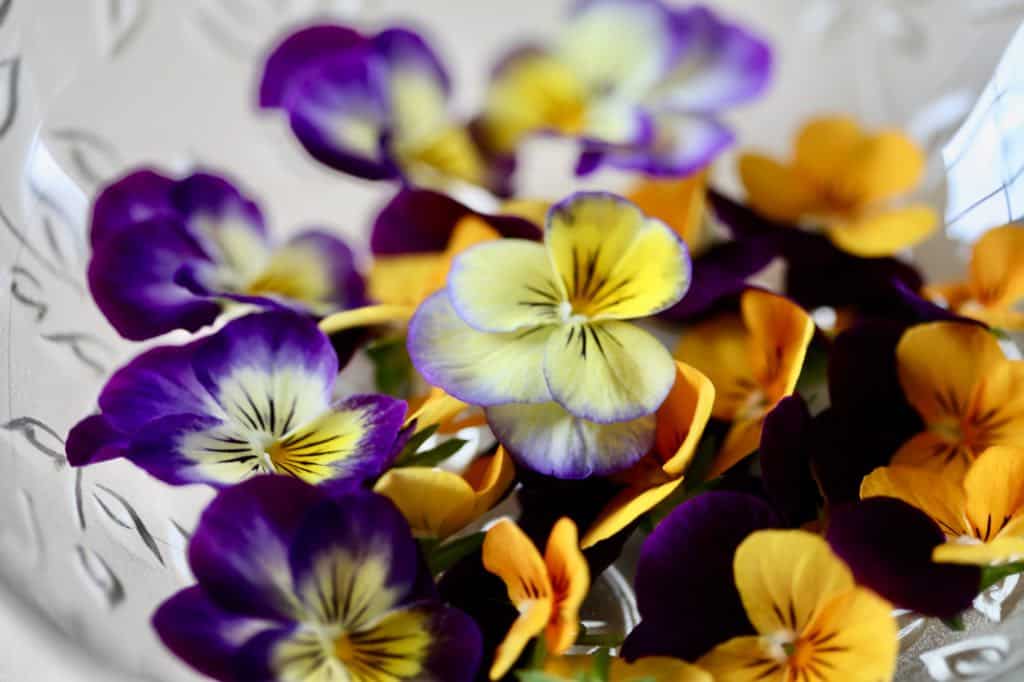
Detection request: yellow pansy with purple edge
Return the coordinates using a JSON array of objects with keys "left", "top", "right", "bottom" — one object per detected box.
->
[
  {"left": 153, "top": 477, "right": 481, "bottom": 681},
  {"left": 407, "top": 191, "right": 690, "bottom": 478}
]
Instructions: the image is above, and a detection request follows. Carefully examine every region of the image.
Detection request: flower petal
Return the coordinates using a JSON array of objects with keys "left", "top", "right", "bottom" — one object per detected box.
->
[
  {"left": 259, "top": 24, "right": 367, "bottom": 108},
  {"left": 546, "top": 192, "right": 690, "bottom": 320},
  {"left": 860, "top": 464, "right": 968, "bottom": 537},
  {"left": 374, "top": 468, "right": 477, "bottom": 539},
  {"left": 543, "top": 320, "right": 676, "bottom": 423},
  {"left": 968, "top": 224, "right": 1024, "bottom": 311},
  {"left": 674, "top": 310, "right": 753, "bottom": 420},
  {"left": 90, "top": 168, "right": 176, "bottom": 247},
  {"left": 759, "top": 396, "right": 820, "bottom": 528},
  {"left": 738, "top": 153, "right": 817, "bottom": 223},
  {"left": 655, "top": 361, "right": 716, "bottom": 476},
  {"left": 66, "top": 414, "right": 127, "bottom": 467},
  {"left": 375, "top": 28, "right": 451, "bottom": 149},
  {"left": 546, "top": 655, "right": 712, "bottom": 682},
  {"left": 793, "top": 116, "right": 863, "bottom": 185},
  {"left": 798, "top": 586, "right": 897, "bottom": 682},
  {"left": 407, "top": 291, "right": 553, "bottom": 406},
  {"left": 486, "top": 401, "right": 655, "bottom": 479},
  {"left": 826, "top": 205, "right": 938, "bottom": 258},
  {"left": 582, "top": 477, "right": 684, "bottom": 550},
  {"left": 836, "top": 130, "right": 926, "bottom": 206},
  {"left": 626, "top": 172, "right": 707, "bottom": 250},
  {"left": 964, "top": 445, "right": 1024, "bottom": 545},
  {"left": 543, "top": 518, "right": 589, "bottom": 654},
  {"left": 448, "top": 239, "right": 563, "bottom": 332},
  {"left": 708, "top": 417, "right": 764, "bottom": 479},
  {"left": 697, "top": 636, "right": 779, "bottom": 682}
]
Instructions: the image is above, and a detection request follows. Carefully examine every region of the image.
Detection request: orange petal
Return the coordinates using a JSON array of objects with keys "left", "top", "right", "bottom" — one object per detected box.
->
[
  {"left": 934, "top": 536, "right": 1024, "bottom": 565},
  {"left": 627, "top": 171, "right": 709, "bottom": 251},
  {"left": 825, "top": 205, "right": 937, "bottom": 258},
  {"left": 699, "top": 635, "right": 783, "bottom": 681},
  {"left": 581, "top": 477, "right": 685, "bottom": 549},
  {"left": 674, "top": 312, "right": 754, "bottom": 421},
  {"left": 741, "top": 289, "right": 814, "bottom": 404},
  {"left": 706, "top": 416, "right": 764, "bottom": 479},
  {"left": 462, "top": 447, "right": 517, "bottom": 519},
  {"left": 405, "top": 387, "right": 471, "bottom": 431},
  {"left": 489, "top": 599, "right": 554, "bottom": 680},
  {"left": 738, "top": 153, "right": 817, "bottom": 222},
  {"left": 546, "top": 654, "right": 712, "bottom": 682},
  {"left": 860, "top": 464, "right": 968, "bottom": 537},
  {"left": 369, "top": 254, "right": 444, "bottom": 307},
  {"left": 964, "top": 446, "right": 1024, "bottom": 544},
  {"left": 793, "top": 116, "right": 864, "bottom": 185},
  {"left": 655, "top": 361, "right": 716, "bottom": 477},
  {"left": 544, "top": 518, "right": 589, "bottom": 655},
  {"left": 373, "top": 467, "right": 477, "bottom": 539},
  {"left": 968, "top": 224, "right": 1024, "bottom": 312},
  {"left": 424, "top": 215, "right": 502, "bottom": 298},
  {"left": 836, "top": 130, "right": 926, "bottom": 206},
  {"left": 800, "top": 587, "right": 898, "bottom": 681},
  {"left": 891, "top": 431, "right": 973, "bottom": 475}
]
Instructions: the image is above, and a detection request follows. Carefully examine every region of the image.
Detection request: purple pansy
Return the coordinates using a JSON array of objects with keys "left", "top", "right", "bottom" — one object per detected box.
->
[
  {"left": 154, "top": 477, "right": 481, "bottom": 681},
  {"left": 89, "top": 169, "right": 365, "bottom": 341},
  {"left": 483, "top": 0, "right": 771, "bottom": 177},
  {"left": 260, "top": 25, "right": 502, "bottom": 192},
  {"left": 67, "top": 311, "right": 405, "bottom": 493}
]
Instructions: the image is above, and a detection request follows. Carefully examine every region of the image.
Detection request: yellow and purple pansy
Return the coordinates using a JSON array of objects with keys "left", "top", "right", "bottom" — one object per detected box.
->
[
  {"left": 67, "top": 311, "right": 405, "bottom": 492},
  {"left": 153, "top": 477, "right": 481, "bottom": 681},
  {"left": 88, "top": 169, "right": 365, "bottom": 341},
  {"left": 480, "top": 0, "right": 771, "bottom": 177},
  {"left": 261, "top": 25, "right": 499, "bottom": 192},
  {"left": 407, "top": 192, "right": 690, "bottom": 478}
]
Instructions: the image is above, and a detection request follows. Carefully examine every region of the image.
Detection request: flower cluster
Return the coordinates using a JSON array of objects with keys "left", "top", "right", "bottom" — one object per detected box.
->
[{"left": 66, "top": 2, "right": 1024, "bottom": 681}]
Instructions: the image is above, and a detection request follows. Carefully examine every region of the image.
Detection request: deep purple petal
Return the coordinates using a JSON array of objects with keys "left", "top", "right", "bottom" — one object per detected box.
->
[
  {"left": 189, "top": 475, "right": 328, "bottom": 621},
  {"left": 316, "top": 393, "right": 408, "bottom": 494},
  {"left": 707, "top": 188, "right": 790, "bottom": 241},
  {"left": 230, "top": 625, "right": 295, "bottom": 682},
  {"left": 170, "top": 172, "right": 267, "bottom": 241},
  {"left": 281, "top": 229, "right": 368, "bottom": 310},
  {"left": 153, "top": 586, "right": 276, "bottom": 682},
  {"left": 420, "top": 603, "right": 483, "bottom": 682},
  {"left": 759, "top": 395, "right": 820, "bottom": 527},
  {"left": 370, "top": 188, "right": 540, "bottom": 256},
  {"left": 90, "top": 168, "right": 177, "bottom": 247},
  {"left": 65, "top": 414, "right": 128, "bottom": 466},
  {"left": 259, "top": 24, "right": 368, "bottom": 108},
  {"left": 827, "top": 498, "right": 980, "bottom": 618},
  {"left": 87, "top": 216, "right": 222, "bottom": 340},
  {"left": 288, "top": 492, "right": 431, "bottom": 614},
  {"left": 190, "top": 311, "right": 338, "bottom": 409},
  {"left": 622, "top": 491, "right": 780, "bottom": 662},
  {"left": 126, "top": 412, "right": 230, "bottom": 486},
  {"left": 372, "top": 27, "right": 450, "bottom": 96}
]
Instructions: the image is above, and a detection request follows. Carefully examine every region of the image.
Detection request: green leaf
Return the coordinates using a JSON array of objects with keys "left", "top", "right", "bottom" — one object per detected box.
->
[
  {"left": 942, "top": 614, "right": 965, "bottom": 631},
  {"left": 399, "top": 438, "right": 468, "bottom": 468},
  {"left": 591, "top": 648, "right": 611, "bottom": 682},
  {"left": 426, "top": 532, "right": 485, "bottom": 575},
  {"left": 979, "top": 562, "right": 1024, "bottom": 591},
  {"left": 515, "top": 673, "right": 563, "bottom": 682},
  {"left": 395, "top": 424, "right": 439, "bottom": 464},
  {"left": 366, "top": 335, "right": 413, "bottom": 397}
]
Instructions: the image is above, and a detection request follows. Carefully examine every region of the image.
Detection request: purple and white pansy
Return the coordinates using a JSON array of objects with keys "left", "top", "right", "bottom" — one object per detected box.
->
[
  {"left": 154, "top": 477, "right": 481, "bottom": 681},
  {"left": 481, "top": 0, "right": 772, "bottom": 177},
  {"left": 88, "top": 169, "right": 365, "bottom": 341},
  {"left": 67, "top": 311, "right": 405, "bottom": 492}
]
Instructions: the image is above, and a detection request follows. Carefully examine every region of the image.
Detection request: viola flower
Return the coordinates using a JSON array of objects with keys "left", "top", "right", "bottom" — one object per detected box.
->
[
  {"left": 543, "top": 654, "right": 710, "bottom": 681},
  {"left": 892, "top": 321, "right": 1024, "bottom": 474},
  {"left": 153, "top": 477, "right": 481, "bottom": 681},
  {"left": 261, "top": 25, "right": 497, "bottom": 191},
  {"left": 675, "top": 289, "right": 814, "bottom": 478},
  {"left": 407, "top": 192, "right": 690, "bottom": 478},
  {"left": 89, "top": 169, "right": 364, "bottom": 341},
  {"left": 374, "top": 446, "right": 516, "bottom": 540},
  {"left": 698, "top": 530, "right": 897, "bottom": 682},
  {"left": 739, "top": 116, "right": 937, "bottom": 257},
  {"left": 863, "top": 445, "right": 1024, "bottom": 565},
  {"left": 482, "top": 517, "right": 589, "bottom": 680},
  {"left": 480, "top": 1, "right": 771, "bottom": 176},
  {"left": 68, "top": 311, "right": 406, "bottom": 491},
  {"left": 926, "top": 224, "right": 1024, "bottom": 330},
  {"left": 581, "top": 361, "right": 715, "bottom": 548}
]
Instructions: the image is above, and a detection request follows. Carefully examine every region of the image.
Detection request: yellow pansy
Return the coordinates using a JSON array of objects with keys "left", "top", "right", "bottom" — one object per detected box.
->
[{"left": 739, "top": 116, "right": 936, "bottom": 257}]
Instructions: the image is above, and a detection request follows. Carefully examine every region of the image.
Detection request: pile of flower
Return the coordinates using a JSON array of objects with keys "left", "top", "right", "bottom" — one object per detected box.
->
[{"left": 67, "top": 2, "right": 1024, "bottom": 681}]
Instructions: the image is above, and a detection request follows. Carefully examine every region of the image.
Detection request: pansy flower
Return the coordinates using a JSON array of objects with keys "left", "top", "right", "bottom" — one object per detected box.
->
[
  {"left": 408, "top": 192, "right": 690, "bottom": 478},
  {"left": 543, "top": 654, "right": 710, "bottom": 681},
  {"left": 68, "top": 311, "right": 405, "bottom": 491},
  {"left": 863, "top": 445, "right": 1024, "bottom": 565},
  {"left": 675, "top": 289, "right": 814, "bottom": 477},
  {"left": 483, "top": 517, "right": 589, "bottom": 680},
  {"left": 375, "top": 446, "right": 516, "bottom": 540},
  {"left": 480, "top": 0, "right": 771, "bottom": 176},
  {"left": 698, "top": 530, "right": 898, "bottom": 682},
  {"left": 926, "top": 223, "right": 1024, "bottom": 330},
  {"left": 261, "top": 25, "right": 497, "bottom": 191},
  {"left": 153, "top": 477, "right": 481, "bottom": 681},
  {"left": 739, "top": 116, "right": 937, "bottom": 257},
  {"left": 892, "top": 321, "right": 1024, "bottom": 474},
  {"left": 89, "top": 169, "right": 364, "bottom": 340}
]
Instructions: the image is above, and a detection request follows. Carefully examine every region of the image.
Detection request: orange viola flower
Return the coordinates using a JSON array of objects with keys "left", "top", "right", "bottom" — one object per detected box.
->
[
  {"left": 627, "top": 171, "right": 708, "bottom": 254},
  {"left": 739, "top": 116, "right": 936, "bottom": 257},
  {"left": 675, "top": 289, "right": 814, "bottom": 478},
  {"left": 482, "top": 517, "right": 589, "bottom": 680},
  {"left": 544, "top": 654, "right": 710, "bottom": 681}
]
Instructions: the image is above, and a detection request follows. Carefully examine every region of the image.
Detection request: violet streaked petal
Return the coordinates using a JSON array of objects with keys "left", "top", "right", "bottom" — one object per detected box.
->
[
  {"left": 273, "top": 229, "right": 368, "bottom": 311},
  {"left": 90, "top": 168, "right": 176, "bottom": 247},
  {"left": 87, "top": 216, "right": 221, "bottom": 340},
  {"left": 153, "top": 586, "right": 276, "bottom": 682},
  {"left": 373, "top": 27, "right": 451, "bottom": 96},
  {"left": 170, "top": 172, "right": 267, "bottom": 239},
  {"left": 827, "top": 497, "right": 980, "bottom": 619},
  {"left": 126, "top": 413, "right": 244, "bottom": 486},
  {"left": 65, "top": 414, "right": 127, "bottom": 467},
  {"left": 313, "top": 393, "right": 408, "bottom": 494},
  {"left": 188, "top": 475, "right": 327, "bottom": 621},
  {"left": 759, "top": 395, "right": 820, "bottom": 527},
  {"left": 230, "top": 625, "right": 296, "bottom": 682},
  {"left": 370, "top": 188, "right": 540, "bottom": 256},
  {"left": 622, "top": 491, "right": 780, "bottom": 662},
  {"left": 259, "top": 24, "right": 368, "bottom": 108}
]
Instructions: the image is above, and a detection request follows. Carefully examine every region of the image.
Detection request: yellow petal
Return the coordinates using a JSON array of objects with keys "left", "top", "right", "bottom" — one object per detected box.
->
[
  {"left": 742, "top": 290, "right": 814, "bottom": 404},
  {"left": 964, "top": 446, "right": 1024, "bottom": 544},
  {"left": 543, "top": 320, "right": 677, "bottom": 423},
  {"left": 490, "top": 599, "right": 554, "bottom": 680},
  {"left": 738, "top": 153, "right": 818, "bottom": 223},
  {"left": 404, "top": 387, "right": 470, "bottom": 432},
  {"left": 264, "top": 409, "right": 370, "bottom": 484},
  {"left": 860, "top": 464, "right": 968, "bottom": 537},
  {"left": 369, "top": 254, "right": 443, "bottom": 307},
  {"left": 546, "top": 193, "right": 689, "bottom": 320},
  {"left": 546, "top": 655, "right": 712, "bottom": 682},
  {"left": 793, "top": 116, "right": 864, "bottom": 185},
  {"left": 317, "top": 304, "right": 415, "bottom": 335},
  {"left": 400, "top": 124, "right": 485, "bottom": 187},
  {"left": 934, "top": 537, "right": 1024, "bottom": 565},
  {"left": 891, "top": 431, "right": 973, "bottom": 475},
  {"left": 801, "top": 586, "right": 898, "bottom": 681},
  {"left": 627, "top": 172, "right": 708, "bottom": 251},
  {"left": 734, "top": 530, "right": 854, "bottom": 635},
  {"left": 675, "top": 312, "right": 755, "bottom": 421},
  {"left": 969, "top": 357, "right": 1024, "bottom": 446},
  {"left": 923, "top": 281, "right": 974, "bottom": 311},
  {"left": 500, "top": 199, "right": 552, "bottom": 226},
  {"left": 373, "top": 468, "right": 477, "bottom": 539},
  {"left": 968, "top": 224, "right": 1024, "bottom": 310},
  {"left": 707, "top": 416, "right": 765, "bottom": 479},
  {"left": 825, "top": 205, "right": 938, "bottom": 258},
  {"left": 655, "top": 361, "right": 716, "bottom": 477},
  {"left": 423, "top": 215, "right": 502, "bottom": 299},
  {"left": 448, "top": 239, "right": 563, "bottom": 333},
  {"left": 896, "top": 321, "right": 1005, "bottom": 427},
  {"left": 333, "top": 608, "right": 431, "bottom": 679},
  {"left": 582, "top": 477, "right": 684, "bottom": 549},
  {"left": 544, "top": 518, "right": 590, "bottom": 654},
  {"left": 835, "top": 130, "right": 926, "bottom": 206},
  {"left": 462, "top": 447, "right": 517, "bottom": 519},
  {"left": 698, "top": 635, "right": 784, "bottom": 682}
]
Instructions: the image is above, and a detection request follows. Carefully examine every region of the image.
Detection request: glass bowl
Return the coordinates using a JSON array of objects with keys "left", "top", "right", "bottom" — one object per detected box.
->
[{"left": 3, "top": 1, "right": 1024, "bottom": 680}]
